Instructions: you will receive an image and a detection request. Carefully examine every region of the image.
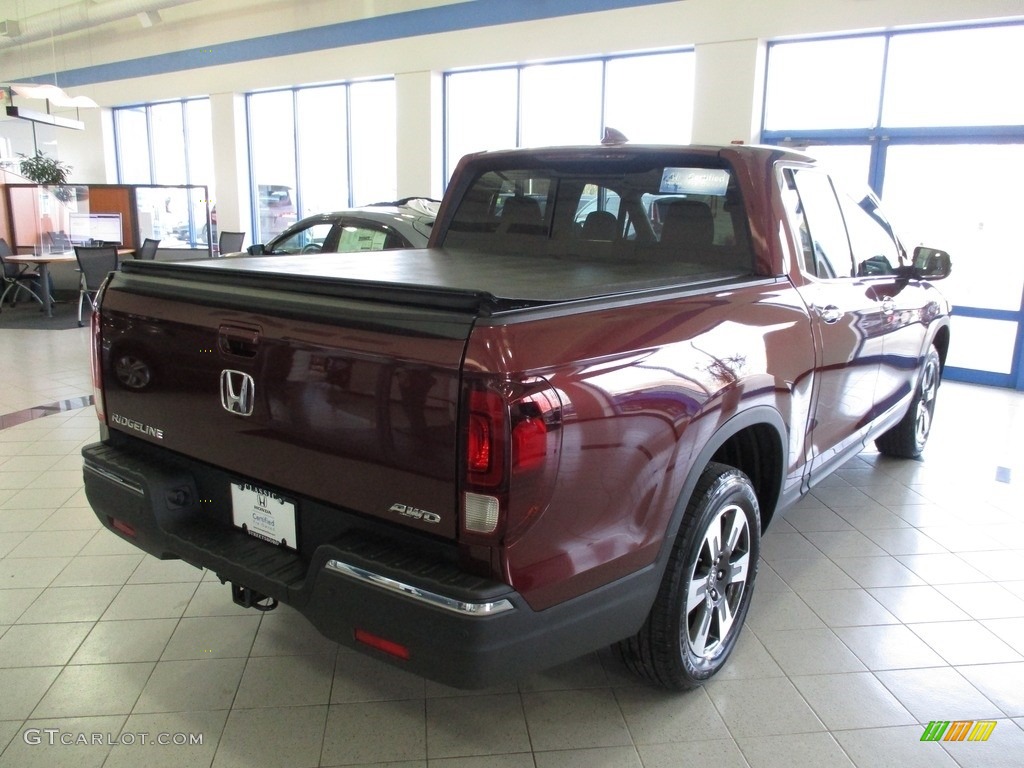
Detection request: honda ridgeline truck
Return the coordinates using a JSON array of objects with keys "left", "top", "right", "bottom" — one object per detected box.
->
[{"left": 82, "top": 144, "right": 951, "bottom": 689}]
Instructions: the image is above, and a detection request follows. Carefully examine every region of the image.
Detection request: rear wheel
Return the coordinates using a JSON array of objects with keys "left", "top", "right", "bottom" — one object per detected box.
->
[
  {"left": 875, "top": 345, "right": 941, "bottom": 459},
  {"left": 615, "top": 462, "right": 760, "bottom": 689}
]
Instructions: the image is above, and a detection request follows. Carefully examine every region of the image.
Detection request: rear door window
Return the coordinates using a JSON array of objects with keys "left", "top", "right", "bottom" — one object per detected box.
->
[
  {"left": 269, "top": 222, "right": 334, "bottom": 254},
  {"left": 836, "top": 188, "right": 904, "bottom": 276},
  {"left": 335, "top": 224, "right": 406, "bottom": 252}
]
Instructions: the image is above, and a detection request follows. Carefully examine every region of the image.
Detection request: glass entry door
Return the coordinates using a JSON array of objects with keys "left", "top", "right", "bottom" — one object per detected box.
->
[{"left": 880, "top": 142, "right": 1024, "bottom": 388}]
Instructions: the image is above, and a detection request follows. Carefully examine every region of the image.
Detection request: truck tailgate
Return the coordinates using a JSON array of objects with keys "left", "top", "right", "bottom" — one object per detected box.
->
[{"left": 98, "top": 264, "right": 476, "bottom": 542}]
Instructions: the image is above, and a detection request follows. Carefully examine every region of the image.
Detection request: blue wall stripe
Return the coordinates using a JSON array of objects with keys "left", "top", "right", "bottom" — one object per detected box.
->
[{"left": 29, "top": 0, "right": 680, "bottom": 88}]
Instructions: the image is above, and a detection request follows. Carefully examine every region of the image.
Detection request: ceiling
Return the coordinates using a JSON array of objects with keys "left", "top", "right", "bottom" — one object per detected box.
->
[
  {"left": 0, "top": 0, "right": 461, "bottom": 54},
  {"left": 1, "top": 0, "right": 204, "bottom": 44},
  {"left": 0, "top": 0, "right": 472, "bottom": 97}
]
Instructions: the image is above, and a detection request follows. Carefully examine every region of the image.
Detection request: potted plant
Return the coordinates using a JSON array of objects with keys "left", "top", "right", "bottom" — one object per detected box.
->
[{"left": 18, "top": 150, "right": 74, "bottom": 202}]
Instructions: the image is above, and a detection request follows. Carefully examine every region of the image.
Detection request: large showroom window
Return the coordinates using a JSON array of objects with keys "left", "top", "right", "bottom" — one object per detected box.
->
[
  {"left": 445, "top": 49, "right": 694, "bottom": 180},
  {"left": 247, "top": 78, "right": 396, "bottom": 243},
  {"left": 248, "top": 90, "right": 298, "bottom": 244},
  {"left": 114, "top": 106, "right": 151, "bottom": 185},
  {"left": 113, "top": 98, "right": 214, "bottom": 249},
  {"left": 763, "top": 22, "right": 1024, "bottom": 390}
]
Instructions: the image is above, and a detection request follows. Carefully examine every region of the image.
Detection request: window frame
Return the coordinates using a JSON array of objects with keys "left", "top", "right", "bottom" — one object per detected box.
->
[
  {"left": 443, "top": 48, "right": 696, "bottom": 185},
  {"left": 113, "top": 98, "right": 211, "bottom": 188},
  {"left": 245, "top": 77, "right": 396, "bottom": 242},
  {"left": 763, "top": 21, "right": 1024, "bottom": 390}
]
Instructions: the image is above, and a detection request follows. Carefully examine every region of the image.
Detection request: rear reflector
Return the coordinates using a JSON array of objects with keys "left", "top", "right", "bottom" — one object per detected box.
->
[
  {"left": 109, "top": 517, "right": 136, "bottom": 539},
  {"left": 354, "top": 628, "right": 410, "bottom": 660}
]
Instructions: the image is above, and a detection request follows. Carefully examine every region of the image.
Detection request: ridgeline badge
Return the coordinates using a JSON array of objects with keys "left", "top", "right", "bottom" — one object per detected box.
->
[{"left": 111, "top": 414, "right": 163, "bottom": 439}]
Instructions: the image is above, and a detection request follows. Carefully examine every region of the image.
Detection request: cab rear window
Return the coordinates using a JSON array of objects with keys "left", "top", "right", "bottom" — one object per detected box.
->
[{"left": 442, "top": 159, "right": 754, "bottom": 276}]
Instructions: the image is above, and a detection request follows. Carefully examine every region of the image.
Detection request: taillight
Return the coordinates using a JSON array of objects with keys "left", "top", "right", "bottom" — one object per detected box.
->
[
  {"left": 466, "top": 389, "right": 505, "bottom": 488},
  {"left": 512, "top": 411, "right": 548, "bottom": 472},
  {"left": 467, "top": 414, "right": 491, "bottom": 473},
  {"left": 460, "top": 378, "right": 562, "bottom": 542},
  {"left": 90, "top": 308, "right": 106, "bottom": 423}
]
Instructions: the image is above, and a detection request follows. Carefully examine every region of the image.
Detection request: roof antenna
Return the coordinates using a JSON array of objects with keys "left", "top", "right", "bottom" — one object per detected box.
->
[{"left": 601, "top": 127, "right": 628, "bottom": 145}]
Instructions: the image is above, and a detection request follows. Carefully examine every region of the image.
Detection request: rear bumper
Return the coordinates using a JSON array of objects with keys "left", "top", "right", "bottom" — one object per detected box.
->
[{"left": 82, "top": 440, "right": 657, "bottom": 688}]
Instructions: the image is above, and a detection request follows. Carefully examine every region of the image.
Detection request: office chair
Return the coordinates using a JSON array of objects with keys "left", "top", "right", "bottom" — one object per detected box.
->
[
  {"left": 0, "top": 238, "right": 44, "bottom": 310},
  {"left": 74, "top": 245, "right": 119, "bottom": 326},
  {"left": 218, "top": 231, "right": 245, "bottom": 255},
  {"left": 135, "top": 238, "right": 160, "bottom": 260}
]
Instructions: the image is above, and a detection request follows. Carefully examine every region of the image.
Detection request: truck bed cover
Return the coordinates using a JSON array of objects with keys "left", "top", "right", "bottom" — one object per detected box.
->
[{"left": 121, "top": 248, "right": 748, "bottom": 314}]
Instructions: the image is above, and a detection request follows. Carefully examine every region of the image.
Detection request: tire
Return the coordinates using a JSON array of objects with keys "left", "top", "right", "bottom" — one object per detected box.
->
[
  {"left": 875, "top": 345, "right": 941, "bottom": 459},
  {"left": 615, "top": 461, "right": 760, "bottom": 689}
]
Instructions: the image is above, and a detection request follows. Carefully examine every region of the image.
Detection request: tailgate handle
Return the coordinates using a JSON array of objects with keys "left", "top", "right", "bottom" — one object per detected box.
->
[{"left": 218, "top": 325, "right": 261, "bottom": 358}]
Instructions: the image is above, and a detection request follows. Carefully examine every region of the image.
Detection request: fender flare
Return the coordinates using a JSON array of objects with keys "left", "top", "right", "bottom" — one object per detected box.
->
[{"left": 654, "top": 405, "right": 789, "bottom": 574}]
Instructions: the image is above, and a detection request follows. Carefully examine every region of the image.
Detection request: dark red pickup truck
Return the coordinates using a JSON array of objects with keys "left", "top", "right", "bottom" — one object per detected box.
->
[{"left": 82, "top": 144, "right": 951, "bottom": 689}]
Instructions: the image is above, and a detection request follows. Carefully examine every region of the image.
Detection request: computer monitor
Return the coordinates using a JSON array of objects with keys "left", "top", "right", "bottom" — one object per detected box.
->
[{"left": 68, "top": 212, "right": 123, "bottom": 245}]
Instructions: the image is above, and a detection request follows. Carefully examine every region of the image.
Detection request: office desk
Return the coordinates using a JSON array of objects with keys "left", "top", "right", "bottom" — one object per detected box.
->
[{"left": 7, "top": 249, "right": 134, "bottom": 318}]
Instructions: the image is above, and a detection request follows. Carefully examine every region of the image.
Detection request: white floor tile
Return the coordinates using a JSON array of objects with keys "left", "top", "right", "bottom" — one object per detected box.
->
[{"left": 0, "top": 328, "right": 1022, "bottom": 766}]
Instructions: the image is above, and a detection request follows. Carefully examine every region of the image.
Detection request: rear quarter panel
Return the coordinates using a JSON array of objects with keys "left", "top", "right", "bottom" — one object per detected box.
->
[{"left": 465, "top": 280, "right": 815, "bottom": 609}]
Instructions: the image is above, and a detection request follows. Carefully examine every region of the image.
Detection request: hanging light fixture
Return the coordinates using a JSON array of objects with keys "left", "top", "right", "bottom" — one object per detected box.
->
[
  {"left": 3, "top": 80, "right": 98, "bottom": 132},
  {"left": 9, "top": 82, "right": 98, "bottom": 108},
  {"left": 4, "top": 21, "right": 100, "bottom": 134}
]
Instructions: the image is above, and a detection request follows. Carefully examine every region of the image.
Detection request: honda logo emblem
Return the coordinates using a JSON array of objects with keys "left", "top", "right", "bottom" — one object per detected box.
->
[{"left": 220, "top": 370, "right": 255, "bottom": 416}]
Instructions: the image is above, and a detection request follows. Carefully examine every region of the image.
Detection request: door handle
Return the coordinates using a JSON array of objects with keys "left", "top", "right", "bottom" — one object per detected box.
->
[
  {"left": 815, "top": 304, "right": 842, "bottom": 324},
  {"left": 880, "top": 296, "right": 896, "bottom": 315}
]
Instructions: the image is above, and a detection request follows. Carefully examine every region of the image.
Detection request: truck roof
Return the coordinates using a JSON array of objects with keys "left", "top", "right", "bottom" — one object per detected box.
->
[{"left": 453, "top": 143, "right": 811, "bottom": 165}]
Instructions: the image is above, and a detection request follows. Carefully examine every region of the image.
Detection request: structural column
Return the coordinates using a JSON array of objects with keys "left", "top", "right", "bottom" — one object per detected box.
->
[
  {"left": 209, "top": 92, "right": 252, "bottom": 242},
  {"left": 395, "top": 70, "right": 444, "bottom": 201},
  {"left": 691, "top": 38, "right": 767, "bottom": 146}
]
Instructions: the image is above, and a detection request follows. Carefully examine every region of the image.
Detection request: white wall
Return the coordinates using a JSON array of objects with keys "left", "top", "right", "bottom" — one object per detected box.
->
[
  {"left": 209, "top": 93, "right": 252, "bottom": 239},
  {"left": 3, "top": 0, "right": 1022, "bottom": 218},
  {"left": 395, "top": 70, "right": 444, "bottom": 201},
  {"left": 7, "top": 0, "right": 1022, "bottom": 99},
  {"left": 691, "top": 39, "right": 767, "bottom": 145}
]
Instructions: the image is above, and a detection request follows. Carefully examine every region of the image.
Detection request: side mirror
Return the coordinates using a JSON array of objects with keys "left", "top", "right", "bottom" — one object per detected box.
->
[
  {"left": 912, "top": 246, "right": 952, "bottom": 280},
  {"left": 247, "top": 244, "right": 266, "bottom": 256}
]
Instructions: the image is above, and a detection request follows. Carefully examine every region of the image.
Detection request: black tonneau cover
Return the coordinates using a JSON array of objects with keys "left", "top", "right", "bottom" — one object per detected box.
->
[{"left": 121, "top": 247, "right": 745, "bottom": 315}]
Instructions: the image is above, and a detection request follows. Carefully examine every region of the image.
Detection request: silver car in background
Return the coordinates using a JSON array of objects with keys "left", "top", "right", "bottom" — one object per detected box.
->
[{"left": 237, "top": 198, "right": 439, "bottom": 256}]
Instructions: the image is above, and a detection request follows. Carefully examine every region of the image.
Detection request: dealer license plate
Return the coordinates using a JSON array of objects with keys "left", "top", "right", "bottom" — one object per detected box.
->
[{"left": 230, "top": 482, "right": 297, "bottom": 550}]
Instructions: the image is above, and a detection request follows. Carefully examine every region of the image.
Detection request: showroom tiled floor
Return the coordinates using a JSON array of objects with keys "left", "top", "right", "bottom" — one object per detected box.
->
[{"left": 0, "top": 324, "right": 1022, "bottom": 767}]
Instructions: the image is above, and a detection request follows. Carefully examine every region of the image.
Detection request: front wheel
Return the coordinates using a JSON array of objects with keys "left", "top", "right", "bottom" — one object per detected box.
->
[
  {"left": 615, "top": 462, "right": 760, "bottom": 689},
  {"left": 875, "top": 345, "right": 942, "bottom": 459}
]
